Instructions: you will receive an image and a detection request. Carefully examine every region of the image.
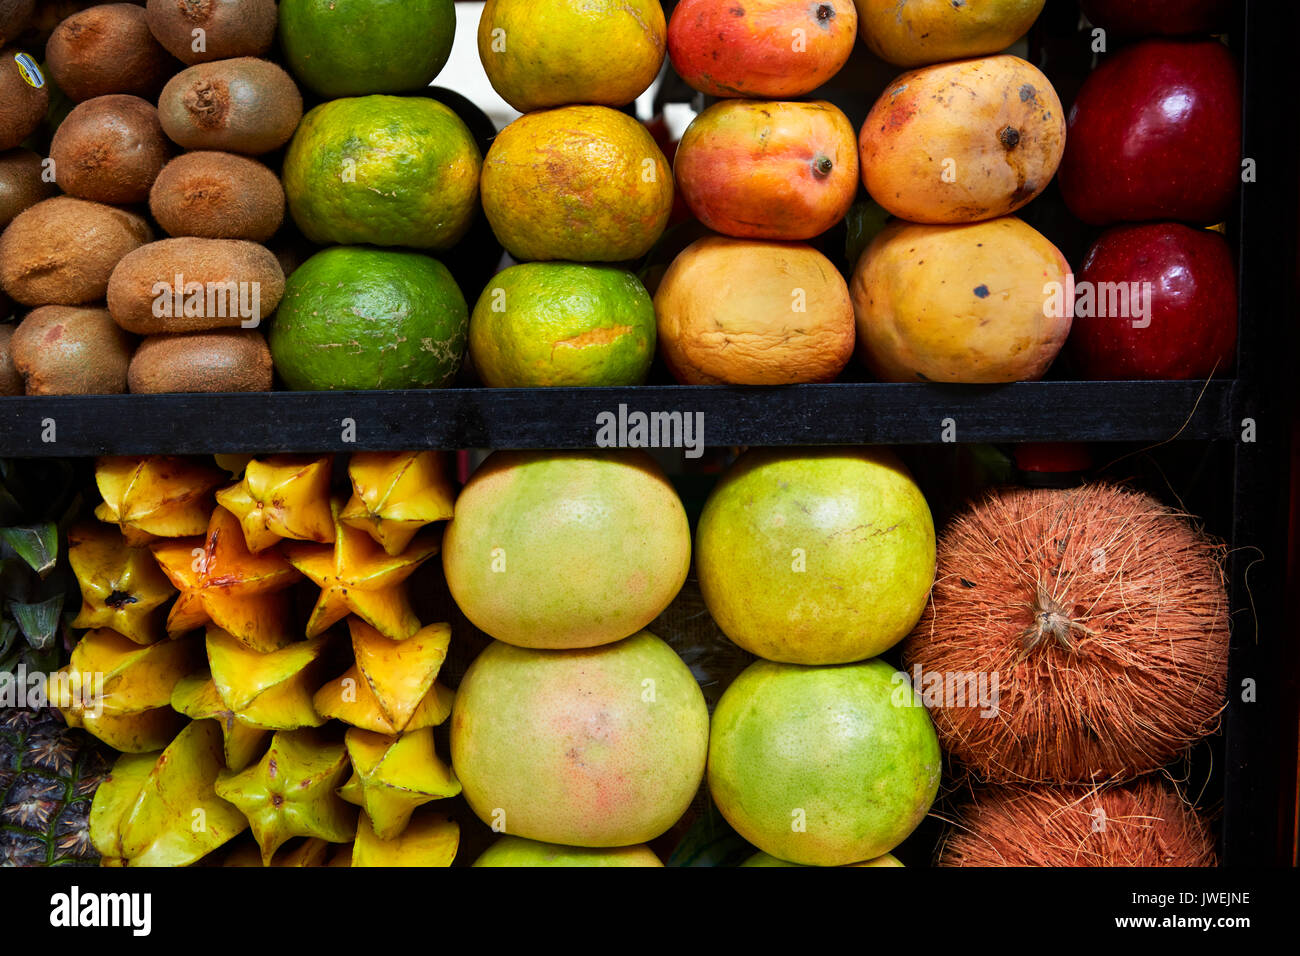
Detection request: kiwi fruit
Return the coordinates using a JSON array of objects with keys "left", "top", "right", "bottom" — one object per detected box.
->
[
  {"left": 0, "top": 323, "right": 23, "bottom": 394},
  {"left": 49, "top": 94, "right": 173, "bottom": 204},
  {"left": 107, "top": 236, "right": 285, "bottom": 333},
  {"left": 0, "top": 196, "right": 152, "bottom": 305},
  {"left": 10, "top": 305, "right": 134, "bottom": 394},
  {"left": 146, "top": 0, "right": 275, "bottom": 65},
  {"left": 0, "top": 45, "right": 50, "bottom": 151},
  {"left": 128, "top": 327, "right": 272, "bottom": 392},
  {"left": 0, "top": 1, "right": 34, "bottom": 47},
  {"left": 0, "top": 147, "right": 55, "bottom": 227},
  {"left": 150, "top": 150, "right": 284, "bottom": 241},
  {"left": 46, "top": 3, "right": 178, "bottom": 102},
  {"left": 158, "top": 57, "right": 302, "bottom": 155}
]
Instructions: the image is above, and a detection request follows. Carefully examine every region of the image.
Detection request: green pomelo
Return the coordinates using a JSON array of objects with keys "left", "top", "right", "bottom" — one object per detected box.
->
[
  {"left": 279, "top": 0, "right": 456, "bottom": 98},
  {"left": 469, "top": 262, "right": 655, "bottom": 387},
  {"left": 450, "top": 632, "right": 709, "bottom": 847},
  {"left": 441, "top": 450, "right": 690, "bottom": 649},
  {"left": 696, "top": 446, "right": 936, "bottom": 664},
  {"left": 282, "top": 95, "right": 480, "bottom": 250},
  {"left": 708, "top": 658, "right": 941, "bottom": 867},
  {"left": 472, "top": 835, "right": 663, "bottom": 867},
  {"left": 269, "top": 246, "right": 467, "bottom": 390}
]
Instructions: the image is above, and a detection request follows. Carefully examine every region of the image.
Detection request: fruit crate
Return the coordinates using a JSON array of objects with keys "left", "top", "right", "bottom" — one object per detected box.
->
[{"left": 0, "top": 0, "right": 1295, "bottom": 871}]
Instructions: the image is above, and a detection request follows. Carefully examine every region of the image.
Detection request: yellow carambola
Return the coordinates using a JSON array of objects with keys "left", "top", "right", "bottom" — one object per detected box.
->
[
  {"left": 340, "top": 451, "right": 456, "bottom": 556},
  {"left": 350, "top": 809, "right": 459, "bottom": 867},
  {"left": 67, "top": 523, "right": 175, "bottom": 646},
  {"left": 93, "top": 455, "right": 224, "bottom": 546},
  {"left": 338, "top": 727, "right": 461, "bottom": 841},
  {"left": 205, "top": 626, "right": 327, "bottom": 732},
  {"left": 216, "top": 455, "right": 335, "bottom": 553}
]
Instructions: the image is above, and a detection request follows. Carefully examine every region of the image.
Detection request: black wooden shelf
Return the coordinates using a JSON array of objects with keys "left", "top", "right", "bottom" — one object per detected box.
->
[{"left": 0, "top": 380, "right": 1240, "bottom": 456}]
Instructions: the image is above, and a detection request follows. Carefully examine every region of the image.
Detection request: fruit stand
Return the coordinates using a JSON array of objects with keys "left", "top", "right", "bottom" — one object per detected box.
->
[{"left": 0, "top": 0, "right": 1297, "bottom": 885}]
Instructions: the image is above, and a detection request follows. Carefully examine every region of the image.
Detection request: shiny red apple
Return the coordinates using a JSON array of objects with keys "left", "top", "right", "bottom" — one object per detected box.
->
[
  {"left": 1067, "top": 223, "right": 1236, "bottom": 380},
  {"left": 1080, "top": 0, "right": 1232, "bottom": 37},
  {"left": 1057, "top": 38, "right": 1241, "bottom": 226}
]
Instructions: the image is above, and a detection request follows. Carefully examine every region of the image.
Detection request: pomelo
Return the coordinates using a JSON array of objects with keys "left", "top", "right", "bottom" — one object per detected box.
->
[
  {"left": 695, "top": 447, "right": 935, "bottom": 665},
  {"left": 473, "top": 835, "right": 663, "bottom": 867},
  {"left": 708, "top": 658, "right": 941, "bottom": 867},
  {"left": 480, "top": 106, "right": 673, "bottom": 263},
  {"left": 269, "top": 246, "right": 468, "bottom": 390},
  {"left": 469, "top": 262, "right": 656, "bottom": 387},
  {"left": 451, "top": 632, "right": 709, "bottom": 847},
  {"left": 442, "top": 450, "right": 690, "bottom": 649},
  {"left": 741, "top": 850, "right": 904, "bottom": 867},
  {"left": 478, "top": 0, "right": 666, "bottom": 113}
]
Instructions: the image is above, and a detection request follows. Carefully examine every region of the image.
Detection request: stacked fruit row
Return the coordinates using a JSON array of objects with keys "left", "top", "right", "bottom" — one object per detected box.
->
[{"left": 0, "top": 1, "right": 301, "bottom": 395}]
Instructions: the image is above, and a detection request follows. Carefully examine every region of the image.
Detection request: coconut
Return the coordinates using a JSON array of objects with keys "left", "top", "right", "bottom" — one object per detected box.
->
[
  {"left": 901, "top": 483, "right": 1228, "bottom": 784},
  {"left": 938, "top": 777, "right": 1216, "bottom": 867}
]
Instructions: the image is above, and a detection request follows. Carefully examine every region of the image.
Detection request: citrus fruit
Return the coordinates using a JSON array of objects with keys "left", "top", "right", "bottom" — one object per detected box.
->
[
  {"left": 480, "top": 106, "right": 673, "bottom": 263},
  {"left": 708, "top": 658, "right": 942, "bottom": 867},
  {"left": 441, "top": 449, "right": 690, "bottom": 649},
  {"left": 279, "top": 0, "right": 456, "bottom": 97},
  {"left": 695, "top": 447, "right": 936, "bottom": 664},
  {"left": 451, "top": 632, "right": 709, "bottom": 847},
  {"left": 477, "top": 0, "right": 666, "bottom": 113},
  {"left": 269, "top": 246, "right": 468, "bottom": 390},
  {"left": 741, "top": 850, "right": 904, "bottom": 867},
  {"left": 282, "top": 95, "right": 480, "bottom": 250},
  {"left": 473, "top": 836, "right": 663, "bottom": 867},
  {"left": 469, "top": 263, "right": 656, "bottom": 387}
]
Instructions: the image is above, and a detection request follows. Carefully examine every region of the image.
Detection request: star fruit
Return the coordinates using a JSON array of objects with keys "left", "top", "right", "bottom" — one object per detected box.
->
[
  {"left": 205, "top": 626, "right": 328, "bottom": 732},
  {"left": 351, "top": 809, "right": 459, "bottom": 867},
  {"left": 93, "top": 456, "right": 224, "bottom": 546},
  {"left": 171, "top": 673, "right": 269, "bottom": 773},
  {"left": 67, "top": 523, "right": 175, "bottom": 646},
  {"left": 215, "top": 455, "right": 335, "bottom": 553},
  {"left": 338, "top": 727, "right": 461, "bottom": 840},
  {"left": 341, "top": 451, "right": 456, "bottom": 556}
]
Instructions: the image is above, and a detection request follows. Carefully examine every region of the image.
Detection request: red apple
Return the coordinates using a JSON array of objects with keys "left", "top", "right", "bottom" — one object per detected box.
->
[
  {"left": 1057, "top": 38, "right": 1241, "bottom": 226},
  {"left": 668, "top": 0, "right": 857, "bottom": 98},
  {"left": 674, "top": 99, "right": 858, "bottom": 240},
  {"left": 1067, "top": 223, "right": 1236, "bottom": 380},
  {"left": 1080, "top": 0, "right": 1232, "bottom": 38}
]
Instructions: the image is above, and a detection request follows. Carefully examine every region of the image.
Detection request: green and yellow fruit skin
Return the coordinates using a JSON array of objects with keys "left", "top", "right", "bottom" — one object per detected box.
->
[
  {"left": 442, "top": 450, "right": 690, "bottom": 649},
  {"left": 470, "top": 262, "right": 656, "bottom": 387},
  {"left": 708, "top": 658, "right": 941, "bottom": 867},
  {"left": 696, "top": 446, "right": 936, "bottom": 664},
  {"left": 279, "top": 0, "right": 456, "bottom": 98},
  {"left": 741, "top": 850, "right": 904, "bottom": 867},
  {"left": 283, "top": 95, "right": 480, "bottom": 250},
  {"left": 451, "top": 632, "right": 709, "bottom": 847},
  {"left": 473, "top": 835, "right": 663, "bottom": 867}
]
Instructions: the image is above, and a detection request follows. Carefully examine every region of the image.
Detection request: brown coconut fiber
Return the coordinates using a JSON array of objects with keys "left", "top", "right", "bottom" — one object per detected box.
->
[
  {"left": 939, "top": 777, "right": 1216, "bottom": 867},
  {"left": 901, "top": 483, "right": 1228, "bottom": 784}
]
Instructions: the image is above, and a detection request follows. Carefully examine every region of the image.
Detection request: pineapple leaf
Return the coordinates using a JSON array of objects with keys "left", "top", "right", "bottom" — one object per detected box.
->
[
  {"left": 0, "top": 618, "right": 17, "bottom": 660},
  {"left": 11, "top": 595, "right": 63, "bottom": 651},
  {"left": 0, "top": 523, "right": 58, "bottom": 577}
]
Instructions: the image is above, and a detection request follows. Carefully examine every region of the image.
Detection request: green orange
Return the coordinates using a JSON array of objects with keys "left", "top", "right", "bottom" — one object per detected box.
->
[
  {"left": 708, "top": 658, "right": 941, "bottom": 867},
  {"left": 469, "top": 263, "right": 655, "bottom": 387},
  {"left": 282, "top": 95, "right": 480, "bottom": 250}
]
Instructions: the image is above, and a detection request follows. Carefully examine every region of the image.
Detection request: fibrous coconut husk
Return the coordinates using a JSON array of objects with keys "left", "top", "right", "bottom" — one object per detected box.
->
[
  {"left": 938, "top": 776, "right": 1216, "bottom": 867},
  {"left": 902, "top": 483, "right": 1228, "bottom": 784}
]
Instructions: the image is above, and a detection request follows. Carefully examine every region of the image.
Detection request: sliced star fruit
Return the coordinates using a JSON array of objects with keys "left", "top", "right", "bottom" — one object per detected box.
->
[
  {"left": 171, "top": 672, "right": 270, "bottom": 772},
  {"left": 94, "top": 456, "right": 224, "bottom": 546},
  {"left": 215, "top": 728, "right": 357, "bottom": 866},
  {"left": 150, "top": 506, "right": 301, "bottom": 651},
  {"left": 287, "top": 500, "right": 439, "bottom": 641},
  {"left": 352, "top": 809, "right": 459, "bottom": 867},
  {"left": 205, "top": 627, "right": 328, "bottom": 731},
  {"left": 341, "top": 451, "right": 456, "bottom": 556},
  {"left": 351, "top": 619, "right": 450, "bottom": 731},
  {"left": 313, "top": 666, "right": 453, "bottom": 735},
  {"left": 89, "top": 719, "right": 249, "bottom": 867},
  {"left": 67, "top": 523, "right": 175, "bottom": 646},
  {"left": 49, "top": 628, "right": 200, "bottom": 718},
  {"left": 338, "top": 727, "right": 461, "bottom": 840},
  {"left": 215, "top": 455, "right": 335, "bottom": 553}
]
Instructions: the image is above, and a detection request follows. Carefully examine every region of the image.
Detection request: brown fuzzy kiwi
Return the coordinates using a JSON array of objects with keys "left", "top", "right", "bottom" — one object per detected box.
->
[
  {"left": 46, "top": 3, "right": 179, "bottom": 102},
  {"left": 146, "top": 0, "right": 276, "bottom": 65},
  {"left": 158, "top": 57, "right": 302, "bottom": 155},
  {"left": 10, "top": 305, "right": 134, "bottom": 394},
  {"left": 0, "top": 196, "right": 152, "bottom": 305},
  {"left": 128, "top": 327, "right": 272, "bottom": 392},
  {"left": 107, "top": 236, "right": 284, "bottom": 333},
  {"left": 0, "top": 323, "right": 23, "bottom": 394},
  {"left": 0, "top": 1, "right": 35, "bottom": 47},
  {"left": 0, "top": 147, "right": 56, "bottom": 227},
  {"left": 0, "top": 45, "right": 50, "bottom": 151},
  {"left": 149, "top": 150, "right": 284, "bottom": 241},
  {"left": 49, "top": 94, "right": 173, "bottom": 204}
]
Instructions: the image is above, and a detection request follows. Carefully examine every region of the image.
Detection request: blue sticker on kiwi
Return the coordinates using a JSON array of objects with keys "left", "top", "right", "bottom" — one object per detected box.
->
[{"left": 13, "top": 53, "right": 44, "bottom": 89}]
